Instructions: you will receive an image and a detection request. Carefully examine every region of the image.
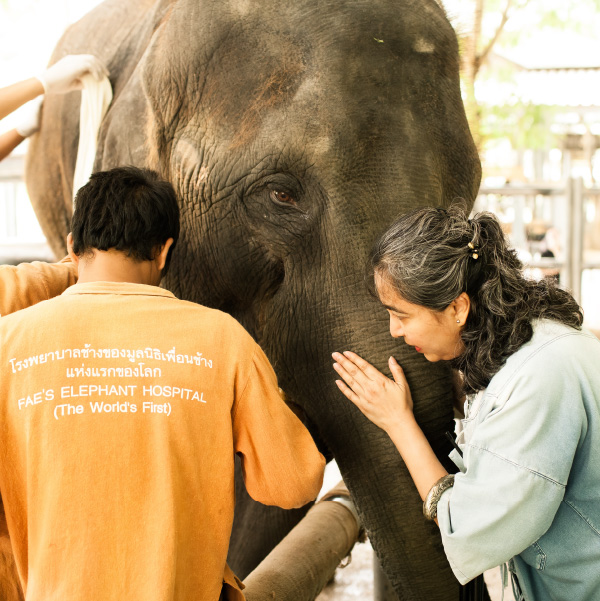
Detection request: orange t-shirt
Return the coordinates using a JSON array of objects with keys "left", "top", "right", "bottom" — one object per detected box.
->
[
  {"left": 0, "top": 282, "right": 325, "bottom": 601},
  {"left": 0, "top": 258, "right": 77, "bottom": 316}
]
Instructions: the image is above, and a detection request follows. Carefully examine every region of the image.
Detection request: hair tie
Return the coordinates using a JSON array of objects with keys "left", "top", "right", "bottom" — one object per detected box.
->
[{"left": 468, "top": 241, "right": 479, "bottom": 260}]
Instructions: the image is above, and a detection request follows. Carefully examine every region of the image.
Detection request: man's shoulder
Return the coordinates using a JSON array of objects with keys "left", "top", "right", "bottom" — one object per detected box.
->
[
  {"left": 0, "top": 292, "right": 59, "bottom": 324},
  {"left": 0, "top": 295, "right": 74, "bottom": 351},
  {"left": 1, "top": 288, "right": 236, "bottom": 329},
  {"left": 171, "top": 298, "right": 254, "bottom": 339},
  {"left": 0, "top": 258, "right": 76, "bottom": 317}
]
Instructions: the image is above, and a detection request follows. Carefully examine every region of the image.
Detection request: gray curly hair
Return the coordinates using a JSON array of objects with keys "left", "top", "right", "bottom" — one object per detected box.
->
[{"left": 370, "top": 203, "right": 583, "bottom": 395}]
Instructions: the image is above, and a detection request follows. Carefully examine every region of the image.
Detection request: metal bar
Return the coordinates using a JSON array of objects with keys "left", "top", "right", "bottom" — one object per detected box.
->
[
  {"left": 479, "top": 185, "right": 600, "bottom": 197},
  {"left": 479, "top": 186, "right": 565, "bottom": 196},
  {"left": 563, "top": 178, "right": 574, "bottom": 292},
  {"left": 242, "top": 481, "right": 361, "bottom": 601},
  {"left": 571, "top": 178, "right": 584, "bottom": 303}
]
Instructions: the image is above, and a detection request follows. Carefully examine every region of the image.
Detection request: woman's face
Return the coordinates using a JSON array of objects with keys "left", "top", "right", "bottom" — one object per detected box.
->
[{"left": 376, "top": 276, "right": 466, "bottom": 362}]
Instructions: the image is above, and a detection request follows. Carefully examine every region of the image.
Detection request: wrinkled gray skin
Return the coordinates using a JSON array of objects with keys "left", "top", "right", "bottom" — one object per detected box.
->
[{"left": 22, "top": 0, "right": 481, "bottom": 598}]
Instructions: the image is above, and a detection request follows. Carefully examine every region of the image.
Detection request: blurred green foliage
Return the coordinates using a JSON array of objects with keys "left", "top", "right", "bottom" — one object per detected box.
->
[
  {"left": 450, "top": 0, "right": 600, "bottom": 151},
  {"left": 480, "top": 103, "right": 558, "bottom": 149}
]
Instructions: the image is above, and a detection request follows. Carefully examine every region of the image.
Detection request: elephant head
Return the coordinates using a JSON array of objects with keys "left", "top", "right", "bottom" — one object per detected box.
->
[{"left": 25, "top": 1, "right": 481, "bottom": 598}]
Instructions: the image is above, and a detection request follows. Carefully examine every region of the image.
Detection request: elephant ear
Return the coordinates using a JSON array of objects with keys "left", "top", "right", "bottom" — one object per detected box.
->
[
  {"left": 142, "top": 0, "right": 310, "bottom": 176},
  {"left": 96, "top": 0, "right": 179, "bottom": 172},
  {"left": 24, "top": 0, "right": 173, "bottom": 257},
  {"left": 142, "top": 0, "right": 209, "bottom": 173},
  {"left": 95, "top": 69, "right": 152, "bottom": 171}
]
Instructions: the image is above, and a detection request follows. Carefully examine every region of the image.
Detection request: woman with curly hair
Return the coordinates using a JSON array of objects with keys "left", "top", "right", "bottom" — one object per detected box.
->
[{"left": 332, "top": 204, "right": 600, "bottom": 601}]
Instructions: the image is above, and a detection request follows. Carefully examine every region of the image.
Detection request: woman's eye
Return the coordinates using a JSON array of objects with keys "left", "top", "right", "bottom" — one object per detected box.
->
[{"left": 270, "top": 190, "right": 296, "bottom": 205}]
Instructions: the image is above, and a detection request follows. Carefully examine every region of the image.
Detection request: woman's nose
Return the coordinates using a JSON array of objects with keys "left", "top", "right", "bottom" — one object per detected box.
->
[{"left": 389, "top": 317, "right": 404, "bottom": 338}]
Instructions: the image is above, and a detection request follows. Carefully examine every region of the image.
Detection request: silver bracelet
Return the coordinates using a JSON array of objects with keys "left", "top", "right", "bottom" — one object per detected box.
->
[{"left": 423, "top": 474, "right": 455, "bottom": 521}]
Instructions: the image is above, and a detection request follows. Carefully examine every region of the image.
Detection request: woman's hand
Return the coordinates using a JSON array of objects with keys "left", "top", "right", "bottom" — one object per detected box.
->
[
  {"left": 332, "top": 351, "right": 414, "bottom": 433},
  {"left": 333, "top": 351, "right": 448, "bottom": 504}
]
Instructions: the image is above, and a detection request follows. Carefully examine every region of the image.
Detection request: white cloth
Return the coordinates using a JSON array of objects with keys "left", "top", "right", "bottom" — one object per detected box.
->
[{"left": 72, "top": 73, "right": 113, "bottom": 202}]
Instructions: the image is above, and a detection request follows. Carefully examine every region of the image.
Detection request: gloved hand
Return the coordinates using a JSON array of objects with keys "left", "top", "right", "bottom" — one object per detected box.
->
[
  {"left": 15, "top": 96, "right": 43, "bottom": 138},
  {"left": 37, "top": 54, "right": 108, "bottom": 94}
]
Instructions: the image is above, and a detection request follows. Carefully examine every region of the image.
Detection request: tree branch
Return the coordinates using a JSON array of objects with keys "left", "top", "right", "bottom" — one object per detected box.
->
[{"left": 478, "top": 0, "right": 514, "bottom": 70}]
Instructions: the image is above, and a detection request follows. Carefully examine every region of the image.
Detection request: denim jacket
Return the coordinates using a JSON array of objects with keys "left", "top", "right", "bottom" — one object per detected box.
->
[{"left": 437, "top": 319, "right": 600, "bottom": 600}]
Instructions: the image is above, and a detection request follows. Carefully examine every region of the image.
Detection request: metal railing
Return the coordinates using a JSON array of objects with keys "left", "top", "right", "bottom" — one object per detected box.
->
[
  {"left": 476, "top": 177, "right": 600, "bottom": 304},
  {"left": 0, "top": 155, "right": 54, "bottom": 263},
  {"left": 0, "top": 156, "right": 26, "bottom": 240}
]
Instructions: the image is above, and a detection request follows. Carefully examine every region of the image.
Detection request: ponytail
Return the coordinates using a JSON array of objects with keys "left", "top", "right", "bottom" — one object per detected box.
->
[{"left": 371, "top": 202, "right": 583, "bottom": 395}]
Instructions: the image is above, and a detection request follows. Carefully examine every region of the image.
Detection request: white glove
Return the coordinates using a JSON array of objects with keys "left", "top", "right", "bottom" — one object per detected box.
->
[
  {"left": 37, "top": 54, "right": 108, "bottom": 94},
  {"left": 15, "top": 96, "right": 43, "bottom": 138}
]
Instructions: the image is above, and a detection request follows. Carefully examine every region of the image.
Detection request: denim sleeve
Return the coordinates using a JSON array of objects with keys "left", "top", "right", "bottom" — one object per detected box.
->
[
  {"left": 437, "top": 345, "right": 585, "bottom": 583},
  {"left": 437, "top": 452, "right": 566, "bottom": 583}
]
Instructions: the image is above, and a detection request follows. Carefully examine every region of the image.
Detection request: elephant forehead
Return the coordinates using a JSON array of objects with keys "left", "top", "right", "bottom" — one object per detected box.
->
[
  {"left": 184, "top": 54, "right": 440, "bottom": 164},
  {"left": 202, "top": 42, "right": 307, "bottom": 148},
  {"left": 147, "top": 0, "right": 457, "bottom": 142}
]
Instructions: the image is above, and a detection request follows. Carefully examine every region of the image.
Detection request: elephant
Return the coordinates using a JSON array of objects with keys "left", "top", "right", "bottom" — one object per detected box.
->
[{"left": 15, "top": 0, "right": 481, "bottom": 599}]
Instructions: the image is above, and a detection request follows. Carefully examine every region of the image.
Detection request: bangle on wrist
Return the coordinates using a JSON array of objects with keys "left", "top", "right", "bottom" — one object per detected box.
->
[{"left": 423, "top": 474, "right": 454, "bottom": 521}]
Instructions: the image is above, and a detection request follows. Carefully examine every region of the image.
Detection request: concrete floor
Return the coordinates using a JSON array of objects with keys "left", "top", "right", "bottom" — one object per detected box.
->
[{"left": 316, "top": 539, "right": 515, "bottom": 601}]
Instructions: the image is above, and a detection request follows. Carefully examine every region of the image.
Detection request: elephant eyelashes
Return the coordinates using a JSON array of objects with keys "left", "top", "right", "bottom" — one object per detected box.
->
[{"left": 270, "top": 190, "right": 297, "bottom": 206}]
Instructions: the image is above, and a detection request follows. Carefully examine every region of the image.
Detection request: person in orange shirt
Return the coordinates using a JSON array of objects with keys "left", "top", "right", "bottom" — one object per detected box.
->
[
  {"left": 0, "top": 166, "right": 325, "bottom": 601},
  {"left": 0, "top": 257, "right": 77, "bottom": 316}
]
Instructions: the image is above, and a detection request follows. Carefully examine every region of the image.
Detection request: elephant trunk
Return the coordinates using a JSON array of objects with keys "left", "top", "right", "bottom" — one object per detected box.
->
[{"left": 260, "top": 256, "right": 461, "bottom": 600}]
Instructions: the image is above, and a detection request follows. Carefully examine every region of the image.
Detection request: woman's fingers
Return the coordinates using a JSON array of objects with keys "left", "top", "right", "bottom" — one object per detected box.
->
[
  {"left": 332, "top": 360, "right": 364, "bottom": 395},
  {"left": 335, "top": 379, "right": 361, "bottom": 404},
  {"left": 389, "top": 356, "right": 413, "bottom": 411},
  {"left": 332, "top": 351, "right": 371, "bottom": 385},
  {"left": 333, "top": 351, "right": 415, "bottom": 432},
  {"left": 388, "top": 356, "right": 406, "bottom": 383},
  {"left": 332, "top": 350, "right": 388, "bottom": 383},
  {"left": 341, "top": 350, "right": 384, "bottom": 381},
  {"left": 333, "top": 351, "right": 404, "bottom": 402},
  {"left": 335, "top": 379, "right": 378, "bottom": 421}
]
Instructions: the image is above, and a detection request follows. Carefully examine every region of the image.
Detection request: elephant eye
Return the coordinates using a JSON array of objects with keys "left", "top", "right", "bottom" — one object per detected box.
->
[{"left": 270, "top": 189, "right": 296, "bottom": 206}]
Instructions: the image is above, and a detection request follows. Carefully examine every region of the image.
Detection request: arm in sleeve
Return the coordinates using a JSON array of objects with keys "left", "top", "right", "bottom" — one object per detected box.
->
[
  {"left": 0, "top": 257, "right": 76, "bottom": 317},
  {"left": 232, "top": 344, "right": 325, "bottom": 509},
  {"left": 437, "top": 349, "right": 585, "bottom": 583}
]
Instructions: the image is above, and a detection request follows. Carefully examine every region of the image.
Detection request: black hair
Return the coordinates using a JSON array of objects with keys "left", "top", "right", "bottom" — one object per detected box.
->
[
  {"left": 71, "top": 166, "right": 180, "bottom": 273},
  {"left": 370, "top": 202, "right": 583, "bottom": 395}
]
